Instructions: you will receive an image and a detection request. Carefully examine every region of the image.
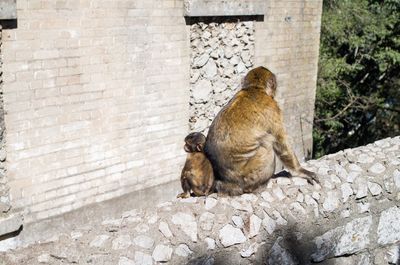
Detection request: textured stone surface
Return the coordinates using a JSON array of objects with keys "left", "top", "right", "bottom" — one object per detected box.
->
[
  {"left": 219, "top": 224, "right": 246, "bottom": 247},
  {"left": 377, "top": 206, "right": 400, "bottom": 245},
  {"left": 1, "top": 137, "right": 399, "bottom": 265}
]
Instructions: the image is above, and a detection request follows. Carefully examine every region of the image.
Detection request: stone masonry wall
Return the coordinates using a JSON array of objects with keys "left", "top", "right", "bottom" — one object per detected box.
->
[
  {"left": 1, "top": 137, "right": 399, "bottom": 264},
  {"left": 0, "top": 26, "right": 11, "bottom": 216},
  {"left": 189, "top": 21, "right": 254, "bottom": 133},
  {"left": 1, "top": 0, "right": 189, "bottom": 223}
]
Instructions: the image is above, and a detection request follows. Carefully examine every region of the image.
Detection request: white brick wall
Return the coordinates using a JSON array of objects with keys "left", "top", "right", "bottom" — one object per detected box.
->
[{"left": 2, "top": 0, "right": 190, "bottom": 222}]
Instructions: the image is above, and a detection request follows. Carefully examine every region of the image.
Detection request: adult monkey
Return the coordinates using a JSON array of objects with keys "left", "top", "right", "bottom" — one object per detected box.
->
[{"left": 204, "top": 66, "right": 318, "bottom": 195}]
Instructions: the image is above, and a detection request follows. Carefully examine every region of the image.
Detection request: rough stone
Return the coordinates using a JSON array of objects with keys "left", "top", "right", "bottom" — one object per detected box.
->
[
  {"left": 204, "top": 197, "right": 217, "bottom": 210},
  {"left": 369, "top": 163, "right": 386, "bottom": 174},
  {"left": 172, "top": 212, "right": 198, "bottom": 242},
  {"left": 261, "top": 191, "right": 275, "bottom": 202},
  {"left": 193, "top": 53, "right": 210, "bottom": 68},
  {"left": 205, "top": 237, "right": 215, "bottom": 250},
  {"left": 323, "top": 191, "right": 340, "bottom": 212},
  {"left": 232, "top": 215, "right": 244, "bottom": 228},
  {"left": 118, "top": 257, "right": 135, "bottom": 265},
  {"left": 240, "top": 242, "right": 259, "bottom": 258},
  {"left": 159, "top": 221, "right": 173, "bottom": 238},
  {"left": 203, "top": 60, "right": 217, "bottom": 79},
  {"left": 268, "top": 238, "right": 297, "bottom": 265},
  {"left": 37, "top": 253, "right": 50, "bottom": 263},
  {"left": 112, "top": 235, "right": 131, "bottom": 250},
  {"left": 175, "top": 244, "right": 193, "bottom": 257},
  {"left": 393, "top": 169, "right": 400, "bottom": 189},
  {"left": 133, "top": 235, "right": 154, "bottom": 249},
  {"left": 219, "top": 224, "right": 246, "bottom": 247},
  {"left": 273, "top": 187, "right": 286, "bottom": 201},
  {"left": 199, "top": 212, "right": 214, "bottom": 231},
  {"left": 192, "top": 79, "right": 212, "bottom": 103},
  {"left": 377, "top": 206, "right": 400, "bottom": 245},
  {"left": 262, "top": 214, "right": 276, "bottom": 234},
  {"left": 152, "top": 244, "right": 173, "bottom": 262},
  {"left": 248, "top": 214, "right": 262, "bottom": 238},
  {"left": 367, "top": 181, "right": 382, "bottom": 196},
  {"left": 134, "top": 251, "right": 153, "bottom": 265},
  {"left": 341, "top": 183, "right": 353, "bottom": 202},
  {"left": 89, "top": 235, "right": 110, "bottom": 248}
]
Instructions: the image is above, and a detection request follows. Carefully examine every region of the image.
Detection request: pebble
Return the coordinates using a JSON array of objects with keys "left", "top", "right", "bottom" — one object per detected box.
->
[
  {"left": 248, "top": 214, "right": 262, "bottom": 238},
  {"left": 112, "top": 235, "right": 131, "bottom": 250},
  {"left": 152, "top": 244, "right": 173, "bottom": 262},
  {"left": 219, "top": 224, "right": 246, "bottom": 247},
  {"left": 133, "top": 235, "right": 154, "bottom": 249},
  {"left": 205, "top": 237, "right": 216, "bottom": 250},
  {"left": 175, "top": 244, "right": 193, "bottom": 257},
  {"left": 134, "top": 251, "right": 153, "bottom": 265},
  {"left": 367, "top": 181, "right": 383, "bottom": 196},
  {"left": 157, "top": 222, "right": 171, "bottom": 238}
]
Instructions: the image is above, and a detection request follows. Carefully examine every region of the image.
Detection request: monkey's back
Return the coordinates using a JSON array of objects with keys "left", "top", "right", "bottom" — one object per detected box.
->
[{"left": 205, "top": 88, "right": 280, "bottom": 181}]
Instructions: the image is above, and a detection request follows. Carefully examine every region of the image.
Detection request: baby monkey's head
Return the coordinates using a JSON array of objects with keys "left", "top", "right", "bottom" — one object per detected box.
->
[{"left": 184, "top": 132, "right": 206, "bottom": 153}]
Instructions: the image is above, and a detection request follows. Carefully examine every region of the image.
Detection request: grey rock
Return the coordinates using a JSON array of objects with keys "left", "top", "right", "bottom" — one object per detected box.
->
[
  {"left": 135, "top": 223, "right": 149, "bottom": 233},
  {"left": 159, "top": 221, "right": 173, "bottom": 238},
  {"left": 268, "top": 238, "right": 297, "bottom": 265},
  {"left": 240, "top": 193, "right": 258, "bottom": 202},
  {"left": 272, "top": 210, "right": 288, "bottom": 226},
  {"left": 355, "top": 179, "right": 368, "bottom": 199},
  {"left": 262, "top": 214, "right": 277, "bottom": 234},
  {"left": 224, "top": 47, "right": 234, "bottom": 59},
  {"left": 232, "top": 215, "right": 244, "bottom": 228},
  {"left": 112, "top": 235, "right": 131, "bottom": 250},
  {"left": 199, "top": 212, "right": 215, "bottom": 231},
  {"left": 367, "top": 181, "right": 382, "bottom": 196},
  {"left": 38, "top": 253, "right": 50, "bottom": 263},
  {"left": 236, "top": 61, "right": 246, "bottom": 74},
  {"left": 387, "top": 245, "right": 400, "bottom": 264},
  {"left": 89, "top": 235, "right": 110, "bottom": 248},
  {"left": 193, "top": 53, "right": 210, "bottom": 68},
  {"left": 70, "top": 231, "right": 83, "bottom": 240},
  {"left": 219, "top": 224, "right": 246, "bottom": 247},
  {"left": 377, "top": 206, "right": 400, "bottom": 245},
  {"left": 273, "top": 187, "right": 286, "bottom": 201},
  {"left": 349, "top": 163, "right": 363, "bottom": 172},
  {"left": 341, "top": 183, "right": 353, "bottom": 202},
  {"left": 172, "top": 212, "right": 198, "bottom": 242},
  {"left": 230, "top": 55, "right": 240, "bottom": 66},
  {"left": 175, "top": 244, "right": 193, "bottom": 257},
  {"left": 248, "top": 214, "right": 262, "bottom": 238},
  {"left": 118, "top": 257, "right": 135, "bottom": 265},
  {"left": 0, "top": 150, "right": 6, "bottom": 162},
  {"left": 152, "top": 244, "right": 173, "bottom": 262},
  {"left": 292, "top": 177, "right": 308, "bottom": 186},
  {"left": 205, "top": 197, "right": 217, "bottom": 210},
  {"left": 346, "top": 171, "right": 360, "bottom": 183},
  {"left": 205, "top": 237, "right": 216, "bottom": 250},
  {"left": 261, "top": 191, "right": 275, "bottom": 202},
  {"left": 133, "top": 235, "right": 154, "bottom": 249},
  {"left": 296, "top": 193, "right": 304, "bottom": 203},
  {"left": 203, "top": 59, "right": 217, "bottom": 79},
  {"left": 322, "top": 191, "right": 340, "bottom": 212},
  {"left": 357, "top": 153, "right": 374, "bottom": 164},
  {"left": 369, "top": 163, "right": 386, "bottom": 174},
  {"left": 230, "top": 198, "right": 253, "bottom": 212},
  {"left": 311, "top": 216, "right": 372, "bottom": 262},
  {"left": 240, "top": 242, "right": 259, "bottom": 258},
  {"left": 190, "top": 71, "right": 201, "bottom": 84},
  {"left": 192, "top": 79, "right": 212, "bottom": 103},
  {"left": 394, "top": 169, "right": 400, "bottom": 189},
  {"left": 357, "top": 202, "right": 370, "bottom": 213},
  {"left": 134, "top": 251, "right": 153, "bottom": 265},
  {"left": 290, "top": 202, "right": 306, "bottom": 215}
]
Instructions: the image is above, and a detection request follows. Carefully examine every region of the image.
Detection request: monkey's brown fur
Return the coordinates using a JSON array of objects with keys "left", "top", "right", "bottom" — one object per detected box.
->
[
  {"left": 205, "top": 66, "right": 318, "bottom": 196},
  {"left": 177, "top": 132, "right": 215, "bottom": 198}
]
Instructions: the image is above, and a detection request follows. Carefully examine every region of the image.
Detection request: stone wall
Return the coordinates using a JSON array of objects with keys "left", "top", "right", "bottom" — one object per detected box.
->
[
  {"left": 0, "top": 27, "right": 10, "bottom": 216},
  {"left": 1, "top": 137, "right": 399, "bottom": 264},
  {"left": 189, "top": 21, "right": 254, "bottom": 133}
]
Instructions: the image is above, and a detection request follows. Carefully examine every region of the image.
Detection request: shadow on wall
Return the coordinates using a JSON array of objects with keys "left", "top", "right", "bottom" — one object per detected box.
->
[
  {"left": 0, "top": 19, "right": 17, "bottom": 29},
  {"left": 184, "top": 15, "right": 264, "bottom": 25},
  {"left": 186, "top": 224, "right": 322, "bottom": 265}
]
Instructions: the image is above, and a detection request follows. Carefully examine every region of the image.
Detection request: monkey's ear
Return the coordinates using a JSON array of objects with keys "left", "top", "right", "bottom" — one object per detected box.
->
[{"left": 196, "top": 144, "right": 203, "bottom": 152}]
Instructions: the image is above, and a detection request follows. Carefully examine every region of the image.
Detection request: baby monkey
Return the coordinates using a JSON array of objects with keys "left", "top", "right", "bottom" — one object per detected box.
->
[{"left": 177, "top": 132, "right": 215, "bottom": 198}]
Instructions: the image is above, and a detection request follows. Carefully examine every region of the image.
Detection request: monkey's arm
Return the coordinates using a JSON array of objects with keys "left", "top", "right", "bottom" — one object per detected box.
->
[{"left": 270, "top": 122, "right": 319, "bottom": 184}]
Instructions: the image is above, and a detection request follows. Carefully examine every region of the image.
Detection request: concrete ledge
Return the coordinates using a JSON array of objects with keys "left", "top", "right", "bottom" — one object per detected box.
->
[
  {"left": 184, "top": 0, "right": 265, "bottom": 17},
  {"left": 0, "top": 0, "right": 16, "bottom": 20},
  {"left": 0, "top": 213, "right": 23, "bottom": 236}
]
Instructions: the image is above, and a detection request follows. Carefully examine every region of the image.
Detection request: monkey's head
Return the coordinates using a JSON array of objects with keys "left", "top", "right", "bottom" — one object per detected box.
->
[
  {"left": 184, "top": 132, "right": 206, "bottom": 153},
  {"left": 242, "top": 66, "right": 277, "bottom": 98}
]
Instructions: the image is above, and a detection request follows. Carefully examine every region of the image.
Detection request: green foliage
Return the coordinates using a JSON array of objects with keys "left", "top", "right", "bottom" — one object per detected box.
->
[{"left": 313, "top": 0, "right": 400, "bottom": 158}]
